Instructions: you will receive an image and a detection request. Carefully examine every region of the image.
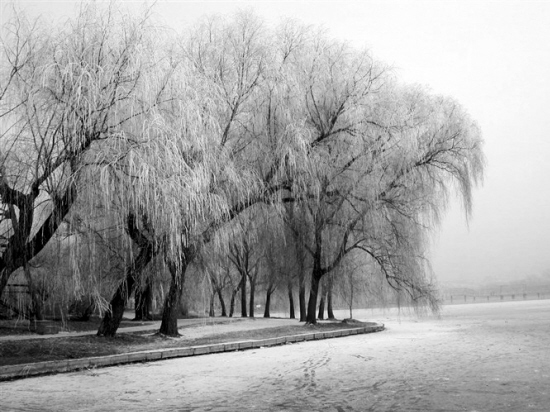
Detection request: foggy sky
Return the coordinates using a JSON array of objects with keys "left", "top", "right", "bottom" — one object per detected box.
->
[{"left": 4, "top": 0, "right": 550, "bottom": 286}]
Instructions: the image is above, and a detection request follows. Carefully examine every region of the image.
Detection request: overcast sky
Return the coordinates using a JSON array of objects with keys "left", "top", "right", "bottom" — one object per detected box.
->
[{"left": 3, "top": 0, "right": 550, "bottom": 286}]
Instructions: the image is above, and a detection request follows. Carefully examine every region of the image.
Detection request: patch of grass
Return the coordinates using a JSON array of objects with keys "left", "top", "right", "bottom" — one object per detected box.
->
[
  {"left": 0, "top": 321, "right": 370, "bottom": 367},
  {"left": 0, "top": 318, "right": 155, "bottom": 336}
]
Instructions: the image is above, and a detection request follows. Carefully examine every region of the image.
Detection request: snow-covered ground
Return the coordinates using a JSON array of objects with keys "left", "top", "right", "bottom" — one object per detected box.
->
[{"left": 2, "top": 300, "right": 549, "bottom": 411}]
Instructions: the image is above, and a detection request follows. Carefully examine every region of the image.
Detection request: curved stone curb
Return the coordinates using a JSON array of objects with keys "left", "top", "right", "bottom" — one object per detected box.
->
[{"left": 0, "top": 323, "right": 384, "bottom": 381}]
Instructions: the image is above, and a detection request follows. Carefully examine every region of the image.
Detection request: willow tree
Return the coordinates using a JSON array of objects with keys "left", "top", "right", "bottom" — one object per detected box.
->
[
  {"left": 0, "top": 2, "right": 171, "bottom": 309},
  {"left": 130, "top": 14, "right": 484, "bottom": 331},
  {"left": 145, "top": 13, "right": 316, "bottom": 336},
  {"left": 296, "top": 85, "right": 485, "bottom": 323},
  {"left": 95, "top": 12, "right": 275, "bottom": 337},
  {"left": 20, "top": 5, "right": 482, "bottom": 334},
  {"left": 155, "top": 13, "right": 271, "bottom": 335},
  {"left": 254, "top": 24, "right": 486, "bottom": 323}
]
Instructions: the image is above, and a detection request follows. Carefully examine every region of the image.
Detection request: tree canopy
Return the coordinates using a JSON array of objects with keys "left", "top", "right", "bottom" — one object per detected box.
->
[{"left": 0, "top": 2, "right": 484, "bottom": 333}]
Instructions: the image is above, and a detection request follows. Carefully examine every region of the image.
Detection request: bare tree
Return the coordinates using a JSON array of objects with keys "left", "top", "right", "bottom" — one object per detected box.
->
[
  {"left": 284, "top": 204, "right": 310, "bottom": 321},
  {"left": 228, "top": 231, "right": 263, "bottom": 318},
  {"left": 201, "top": 249, "right": 231, "bottom": 317}
]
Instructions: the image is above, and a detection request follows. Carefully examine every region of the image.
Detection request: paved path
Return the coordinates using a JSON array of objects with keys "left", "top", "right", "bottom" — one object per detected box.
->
[{"left": 2, "top": 300, "right": 550, "bottom": 411}]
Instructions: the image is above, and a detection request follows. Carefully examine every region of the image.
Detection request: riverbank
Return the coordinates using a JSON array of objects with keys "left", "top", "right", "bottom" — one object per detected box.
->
[{"left": 0, "top": 317, "right": 384, "bottom": 381}]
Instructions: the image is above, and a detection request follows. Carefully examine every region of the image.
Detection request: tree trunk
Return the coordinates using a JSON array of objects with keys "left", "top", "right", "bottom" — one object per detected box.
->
[
  {"left": 240, "top": 273, "right": 247, "bottom": 317},
  {"left": 134, "top": 278, "right": 153, "bottom": 321},
  {"left": 349, "top": 273, "right": 354, "bottom": 319},
  {"left": 306, "top": 272, "right": 322, "bottom": 324},
  {"left": 249, "top": 278, "right": 255, "bottom": 318},
  {"left": 318, "top": 295, "right": 325, "bottom": 320},
  {"left": 264, "top": 290, "right": 273, "bottom": 318},
  {"left": 209, "top": 291, "right": 215, "bottom": 317},
  {"left": 217, "top": 289, "right": 227, "bottom": 317},
  {"left": 24, "top": 263, "right": 43, "bottom": 321},
  {"left": 327, "top": 275, "right": 335, "bottom": 320},
  {"left": 299, "top": 281, "right": 307, "bottom": 322},
  {"left": 317, "top": 280, "right": 325, "bottom": 320},
  {"left": 97, "top": 274, "right": 135, "bottom": 337},
  {"left": 98, "top": 213, "right": 154, "bottom": 337},
  {"left": 288, "top": 282, "right": 295, "bottom": 319},
  {"left": 159, "top": 257, "right": 189, "bottom": 336},
  {"left": 29, "top": 288, "right": 44, "bottom": 321},
  {"left": 229, "top": 287, "right": 238, "bottom": 317},
  {"left": 0, "top": 184, "right": 76, "bottom": 298}
]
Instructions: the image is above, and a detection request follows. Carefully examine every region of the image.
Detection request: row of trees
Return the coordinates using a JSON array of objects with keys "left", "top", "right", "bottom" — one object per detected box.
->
[{"left": 0, "top": 2, "right": 484, "bottom": 337}]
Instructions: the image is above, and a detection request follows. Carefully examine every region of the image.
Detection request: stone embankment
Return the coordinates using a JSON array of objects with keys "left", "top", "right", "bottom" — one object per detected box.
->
[{"left": 0, "top": 322, "right": 384, "bottom": 381}]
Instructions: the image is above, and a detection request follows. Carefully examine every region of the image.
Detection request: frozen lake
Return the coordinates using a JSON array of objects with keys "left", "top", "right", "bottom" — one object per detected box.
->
[{"left": 2, "top": 300, "right": 549, "bottom": 411}]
